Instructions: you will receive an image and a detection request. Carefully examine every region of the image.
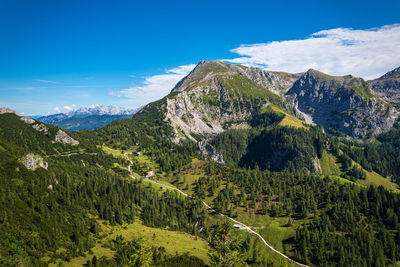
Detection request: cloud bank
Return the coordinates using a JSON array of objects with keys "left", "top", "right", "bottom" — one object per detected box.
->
[
  {"left": 226, "top": 24, "right": 400, "bottom": 80},
  {"left": 109, "top": 64, "right": 196, "bottom": 106}
]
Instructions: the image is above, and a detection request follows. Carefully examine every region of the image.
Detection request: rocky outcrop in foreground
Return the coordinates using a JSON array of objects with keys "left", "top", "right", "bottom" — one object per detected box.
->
[
  {"left": 20, "top": 154, "right": 48, "bottom": 171},
  {"left": 32, "top": 123, "right": 49, "bottom": 134},
  {"left": 55, "top": 130, "right": 79, "bottom": 146},
  {"left": 197, "top": 140, "right": 224, "bottom": 163},
  {"left": 20, "top": 116, "right": 35, "bottom": 124}
]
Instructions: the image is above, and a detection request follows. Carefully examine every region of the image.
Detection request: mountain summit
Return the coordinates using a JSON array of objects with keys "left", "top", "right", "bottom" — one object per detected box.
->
[
  {"left": 369, "top": 66, "right": 400, "bottom": 104},
  {"left": 140, "top": 61, "right": 400, "bottom": 140},
  {"left": 286, "top": 68, "right": 398, "bottom": 137}
]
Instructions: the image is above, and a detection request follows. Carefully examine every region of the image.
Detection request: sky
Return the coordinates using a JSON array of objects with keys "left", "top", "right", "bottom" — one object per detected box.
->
[{"left": 1, "top": 0, "right": 400, "bottom": 115}]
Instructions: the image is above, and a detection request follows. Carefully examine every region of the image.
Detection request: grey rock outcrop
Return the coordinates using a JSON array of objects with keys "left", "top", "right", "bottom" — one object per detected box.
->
[
  {"left": 20, "top": 154, "right": 48, "bottom": 171},
  {"left": 285, "top": 69, "right": 398, "bottom": 137},
  {"left": 21, "top": 116, "right": 35, "bottom": 124},
  {"left": 0, "top": 108, "right": 18, "bottom": 115},
  {"left": 197, "top": 140, "right": 224, "bottom": 163},
  {"left": 369, "top": 66, "right": 400, "bottom": 104},
  {"left": 55, "top": 130, "right": 79, "bottom": 146},
  {"left": 32, "top": 123, "right": 49, "bottom": 134}
]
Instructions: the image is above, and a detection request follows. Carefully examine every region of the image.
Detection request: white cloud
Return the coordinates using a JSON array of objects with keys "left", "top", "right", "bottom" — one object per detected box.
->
[
  {"left": 62, "top": 104, "right": 76, "bottom": 111},
  {"left": 54, "top": 106, "right": 61, "bottom": 112},
  {"left": 37, "top": 79, "right": 59, "bottom": 84},
  {"left": 110, "top": 64, "right": 196, "bottom": 107},
  {"left": 226, "top": 24, "right": 400, "bottom": 80}
]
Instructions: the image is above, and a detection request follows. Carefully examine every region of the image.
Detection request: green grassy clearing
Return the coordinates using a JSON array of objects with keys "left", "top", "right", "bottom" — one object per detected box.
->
[
  {"left": 50, "top": 219, "right": 209, "bottom": 267},
  {"left": 269, "top": 105, "right": 309, "bottom": 129}
]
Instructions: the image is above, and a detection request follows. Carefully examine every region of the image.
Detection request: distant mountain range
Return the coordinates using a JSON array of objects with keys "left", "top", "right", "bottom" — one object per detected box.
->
[{"left": 35, "top": 105, "right": 138, "bottom": 131}]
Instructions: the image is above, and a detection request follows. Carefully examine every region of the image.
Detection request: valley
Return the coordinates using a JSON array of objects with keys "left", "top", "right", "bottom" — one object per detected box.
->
[{"left": 2, "top": 61, "right": 400, "bottom": 266}]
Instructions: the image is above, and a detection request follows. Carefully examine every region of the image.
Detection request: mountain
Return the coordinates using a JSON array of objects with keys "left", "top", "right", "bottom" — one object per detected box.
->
[
  {"left": 37, "top": 105, "right": 138, "bottom": 131},
  {"left": 286, "top": 69, "right": 398, "bottom": 137},
  {"left": 138, "top": 61, "right": 400, "bottom": 142},
  {"left": 124, "top": 61, "right": 400, "bottom": 173},
  {"left": 159, "top": 60, "right": 299, "bottom": 142},
  {"left": 369, "top": 66, "right": 400, "bottom": 104}
]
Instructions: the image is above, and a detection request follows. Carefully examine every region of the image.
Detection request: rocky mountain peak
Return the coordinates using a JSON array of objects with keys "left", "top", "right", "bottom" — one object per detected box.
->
[
  {"left": 163, "top": 61, "right": 302, "bottom": 142},
  {"left": 172, "top": 60, "right": 298, "bottom": 95},
  {"left": 369, "top": 66, "right": 400, "bottom": 103},
  {"left": 286, "top": 69, "right": 396, "bottom": 137},
  {"left": 379, "top": 66, "right": 400, "bottom": 79},
  {"left": 171, "top": 61, "right": 232, "bottom": 93}
]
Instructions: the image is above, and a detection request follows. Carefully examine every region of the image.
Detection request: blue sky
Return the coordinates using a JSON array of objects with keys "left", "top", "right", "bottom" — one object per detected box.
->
[{"left": 1, "top": 0, "right": 400, "bottom": 115}]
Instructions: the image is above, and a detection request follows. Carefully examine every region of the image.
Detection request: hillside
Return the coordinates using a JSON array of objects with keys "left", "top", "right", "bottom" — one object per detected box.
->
[
  {"left": 92, "top": 61, "right": 400, "bottom": 266},
  {"left": 0, "top": 110, "right": 212, "bottom": 266}
]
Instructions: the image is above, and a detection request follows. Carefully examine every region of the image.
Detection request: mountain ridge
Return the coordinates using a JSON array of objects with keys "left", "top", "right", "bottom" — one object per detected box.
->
[{"left": 145, "top": 61, "right": 400, "bottom": 141}]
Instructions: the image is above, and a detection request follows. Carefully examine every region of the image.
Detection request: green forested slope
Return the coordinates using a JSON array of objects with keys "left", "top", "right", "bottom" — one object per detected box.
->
[{"left": 0, "top": 113, "right": 208, "bottom": 266}]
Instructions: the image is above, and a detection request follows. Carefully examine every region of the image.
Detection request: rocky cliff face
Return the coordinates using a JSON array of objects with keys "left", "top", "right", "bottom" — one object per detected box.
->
[
  {"left": 138, "top": 62, "right": 400, "bottom": 141},
  {"left": 164, "top": 61, "right": 297, "bottom": 141},
  {"left": 369, "top": 66, "right": 400, "bottom": 104},
  {"left": 285, "top": 69, "right": 398, "bottom": 137},
  {"left": 54, "top": 130, "right": 79, "bottom": 146}
]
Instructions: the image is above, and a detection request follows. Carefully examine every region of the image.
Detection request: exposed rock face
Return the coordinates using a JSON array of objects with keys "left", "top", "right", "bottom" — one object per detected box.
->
[
  {"left": 139, "top": 62, "right": 400, "bottom": 142},
  {"left": 32, "top": 123, "right": 49, "bottom": 134},
  {"left": 165, "top": 61, "right": 296, "bottom": 141},
  {"left": 0, "top": 108, "right": 18, "bottom": 115},
  {"left": 369, "top": 66, "right": 400, "bottom": 104},
  {"left": 286, "top": 69, "right": 398, "bottom": 137},
  {"left": 20, "top": 154, "right": 48, "bottom": 170},
  {"left": 197, "top": 140, "right": 224, "bottom": 163},
  {"left": 55, "top": 130, "right": 79, "bottom": 146},
  {"left": 20, "top": 116, "right": 35, "bottom": 124}
]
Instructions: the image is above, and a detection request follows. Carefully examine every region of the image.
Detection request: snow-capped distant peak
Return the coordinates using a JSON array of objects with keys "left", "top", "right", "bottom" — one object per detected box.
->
[{"left": 66, "top": 105, "right": 137, "bottom": 117}]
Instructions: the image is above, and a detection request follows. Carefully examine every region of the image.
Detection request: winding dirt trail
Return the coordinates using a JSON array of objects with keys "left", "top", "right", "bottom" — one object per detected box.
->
[{"left": 124, "top": 154, "right": 309, "bottom": 267}]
